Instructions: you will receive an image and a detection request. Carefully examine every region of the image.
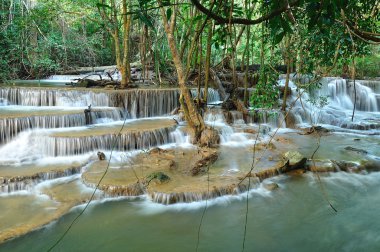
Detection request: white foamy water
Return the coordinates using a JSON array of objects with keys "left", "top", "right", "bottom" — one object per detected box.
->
[{"left": 284, "top": 77, "right": 380, "bottom": 128}]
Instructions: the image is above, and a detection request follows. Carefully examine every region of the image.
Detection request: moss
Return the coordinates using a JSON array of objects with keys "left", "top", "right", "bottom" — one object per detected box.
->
[{"left": 146, "top": 172, "right": 170, "bottom": 185}]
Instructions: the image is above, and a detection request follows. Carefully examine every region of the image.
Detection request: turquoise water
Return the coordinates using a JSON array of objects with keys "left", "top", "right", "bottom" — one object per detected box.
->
[{"left": 2, "top": 172, "right": 380, "bottom": 252}]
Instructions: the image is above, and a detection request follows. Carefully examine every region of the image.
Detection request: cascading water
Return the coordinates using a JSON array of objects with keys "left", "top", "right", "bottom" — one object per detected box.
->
[
  {"left": 1, "top": 78, "right": 380, "bottom": 250},
  {"left": 284, "top": 77, "right": 380, "bottom": 128},
  {"left": 0, "top": 107, "right": 124, "bottom": 144}
]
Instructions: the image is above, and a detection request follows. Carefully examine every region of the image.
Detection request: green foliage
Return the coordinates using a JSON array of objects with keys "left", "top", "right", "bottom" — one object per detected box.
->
[
  {"left": 0, "top": 0, "right": 114, "bottom": 80},
  {"left": 307, "top": 95, "right": 329, "bottom": 109},
  {"left": 355, "top": 54, "right": 380, "bottom": 78},
  {"left": 0, "top": 0, "right": 378, "bottom": 82},
  {"left": 250, "top": 65, "right": 279, "bottom": 109}
]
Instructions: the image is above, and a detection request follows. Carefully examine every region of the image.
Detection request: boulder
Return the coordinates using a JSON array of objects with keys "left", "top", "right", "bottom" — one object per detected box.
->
[
  {"left": 344, "top": 146, "right": 368, "bottom": 155},
  {"left": 97, "top": 151, "right": 106, "bottom": 160},
  {"left": 282, "top": 151, "right": 307, "bottom": 170}
]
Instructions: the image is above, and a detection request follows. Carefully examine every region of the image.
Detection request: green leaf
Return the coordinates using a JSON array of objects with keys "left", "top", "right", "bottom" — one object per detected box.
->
[
  {"left": 166, "top": 8, "right": 172, "bottom": 21},
  {"left": 96, "top": 3, "right": 111, "bottom": 9},
  {"left": 162, "top": 0, "right": 171, "bottom": 6},
  {"left": 137, "top": 13, "right": 155, "bottom": 32},
  {"left": 273, "top": 31, "right": 285, "bottom": 45}
]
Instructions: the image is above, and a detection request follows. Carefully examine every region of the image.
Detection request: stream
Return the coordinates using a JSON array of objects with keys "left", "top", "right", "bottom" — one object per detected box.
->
[{"left": 0, "top": 77, "right": 379, "bottom": 251}]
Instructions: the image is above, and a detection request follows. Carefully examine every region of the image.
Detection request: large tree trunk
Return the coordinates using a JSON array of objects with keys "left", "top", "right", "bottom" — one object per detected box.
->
[
  {"left": 159, "top": 2, "right": 205, "bottom": 141},
  {"left": 120, "top": 0, "right": 131, "bottom": 88}
]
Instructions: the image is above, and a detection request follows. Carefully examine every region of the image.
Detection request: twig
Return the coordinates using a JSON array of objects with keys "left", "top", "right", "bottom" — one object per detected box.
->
[{"left": 47, "top": 113, "right": 131, "bottom": 251}]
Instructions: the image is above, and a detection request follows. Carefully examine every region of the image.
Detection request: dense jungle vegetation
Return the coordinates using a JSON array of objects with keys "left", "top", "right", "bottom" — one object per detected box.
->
[
  {"left": 0, "top": 0, "right": 379, "bottom": 141},
  {"left": 1, "top": 0, "right": 378, "bottom": 81}
]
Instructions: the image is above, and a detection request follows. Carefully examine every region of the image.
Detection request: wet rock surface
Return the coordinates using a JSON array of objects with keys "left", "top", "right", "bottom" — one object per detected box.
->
[
  {"left": 282, "top": 151, "right": 307, "bottom": 170},
  {"left": 199, "top": 128, "right": 221, "bottom": 147},
  {"left": 344, "top": 146, "right": 368, "bottom": 155}
]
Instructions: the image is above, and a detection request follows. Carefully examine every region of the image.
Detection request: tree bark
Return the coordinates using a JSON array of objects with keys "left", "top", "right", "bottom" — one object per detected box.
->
[
  {"left": 204, "top": 20, "right": 213, "bottom": 104},
  {"left": 159, "top": 1, "right": 205, "bottom": 141},
  {"left": 120, "top": 0, "right": 131, "bottom": 88},
  {"left": 281, "top": 36, "right": 291, "bottom": 111}
]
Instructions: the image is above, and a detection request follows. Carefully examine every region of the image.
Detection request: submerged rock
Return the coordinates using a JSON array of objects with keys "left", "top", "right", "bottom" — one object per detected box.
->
[
  {"left": 331, "top": 160, "right": 360, "bottom": 172},
  {"left": 263, "top": 182, "right": 279, "bottom": 191},
  {"left": 145, "top": 172, "right": 170, "bottom": 185},
  {"left": 344, "top": 146, "right": 368, "bottom": 155}
]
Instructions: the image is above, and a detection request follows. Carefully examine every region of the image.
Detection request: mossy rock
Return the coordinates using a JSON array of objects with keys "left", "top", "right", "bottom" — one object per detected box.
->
[{"left": 146, "top": 172, "right": 170, "bottom": 185}]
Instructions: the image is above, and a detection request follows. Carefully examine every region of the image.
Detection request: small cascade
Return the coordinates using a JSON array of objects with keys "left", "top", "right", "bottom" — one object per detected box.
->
[
  {"left": 284, "top": 77, "right": 380, "bottom": 127},
  {"left": 326, "top": 79, "right": 378, "bottom": 111},
  {"left": 41, "top": 126, "right": 177, "bottom": 156},
  {"left": 229, "top": 111, "right": 248, "bottom": 124},
  {"left": 170, "top": 128, "right": 190, "bottom": 145},
  {"left": 0, "top": 87, "right": 181, "bottom": 117},
  {"left": 351, "top": 80, "right": 380, "bottom": 93},
  {"left": 0, "top": 167, "right": 82, "bottom": 193},
  {"left": 251, "top": 109, "right": 285, "bottom": 128},
  {"left": 0, "top": 87, "right": 110, "bottom": 107},
  {"left": 0, "top": 97, "right": 8, "bottom": 106},
  {"left": 190, "top": 88, "right": 221, "bottom": 104},
  {"left": 0, "top": 87, "right": 224, "bottom": 118},
  {"left": 55, "top": 90, "right": 110, "bottom": 107},
  {"left": 0, "top": 131, "right": 43, "bottom": 163},
  {"left": 148, "top": 183, "right": 250, "bottom": 205},
  {"left": 121, "top": 89, "right": 180, "bottom": 118},
  {"left": 0, "top": 108, "right": 124, "bottom": 144}
]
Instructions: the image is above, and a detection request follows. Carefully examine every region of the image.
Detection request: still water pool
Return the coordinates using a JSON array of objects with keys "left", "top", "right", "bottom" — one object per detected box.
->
[{"left": 1, "top": 172, "right": 380, "bottom": 252}]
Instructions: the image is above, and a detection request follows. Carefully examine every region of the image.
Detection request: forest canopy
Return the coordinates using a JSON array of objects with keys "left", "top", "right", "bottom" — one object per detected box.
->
[{"left": 0, "top": 0, "right": 378, "bottom": 82}]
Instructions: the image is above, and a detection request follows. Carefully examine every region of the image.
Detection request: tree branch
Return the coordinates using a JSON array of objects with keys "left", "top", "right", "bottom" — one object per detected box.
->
[{"left": 189, "top": 0, "right": 300, "bottom": 25}]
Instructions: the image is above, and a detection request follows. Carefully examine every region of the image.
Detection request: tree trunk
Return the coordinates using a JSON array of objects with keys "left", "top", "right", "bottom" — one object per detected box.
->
[
  {"left": 281, "top": 36, "right": 291, "bottom": 111},
  {"left": 204, "top": 21, "right": 213, "bottom": 104},
  {"left": 159, "top": 2, "right": 205, "bottom": 141},
  {"left": 121, "top": 0, "right": 131, "bottom": 88}
]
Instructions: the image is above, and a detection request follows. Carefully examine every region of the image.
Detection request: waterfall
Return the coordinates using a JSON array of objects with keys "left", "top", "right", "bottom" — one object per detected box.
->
[
  {"left": 0, "top": 98, "right": 8, "bottom": 106},
  {"left": 313, "top": 78, "right": 379, "bottom": 112},
  {"left": 0, "top": 108, "right": 124, "bottom": 145},
  {"left": 285, "top": 77, "right": 380, "bottom": 127},
  {"left": 122, "top": 89, "right": 180, "bottom": 118},
  {"left": 0, "top": 87, "right": 224, "bottom": 118},
  {"left": 0, "top": 167, "right": 82, "bottom": 193},
  {"left": 148, "top": 183, "right": 249, "bottom": 205},
  {"left": 326, "top": 79, "right": 378, "bottom": 111},
  {"left": 190, "top": 88, "right": 221, "bottom": 104},
  {"left": 40, "top": 126, "right": 177, "bottom": 156},
  {"left": 0, "top": 87, "right": 181, "bottom": 117}
]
